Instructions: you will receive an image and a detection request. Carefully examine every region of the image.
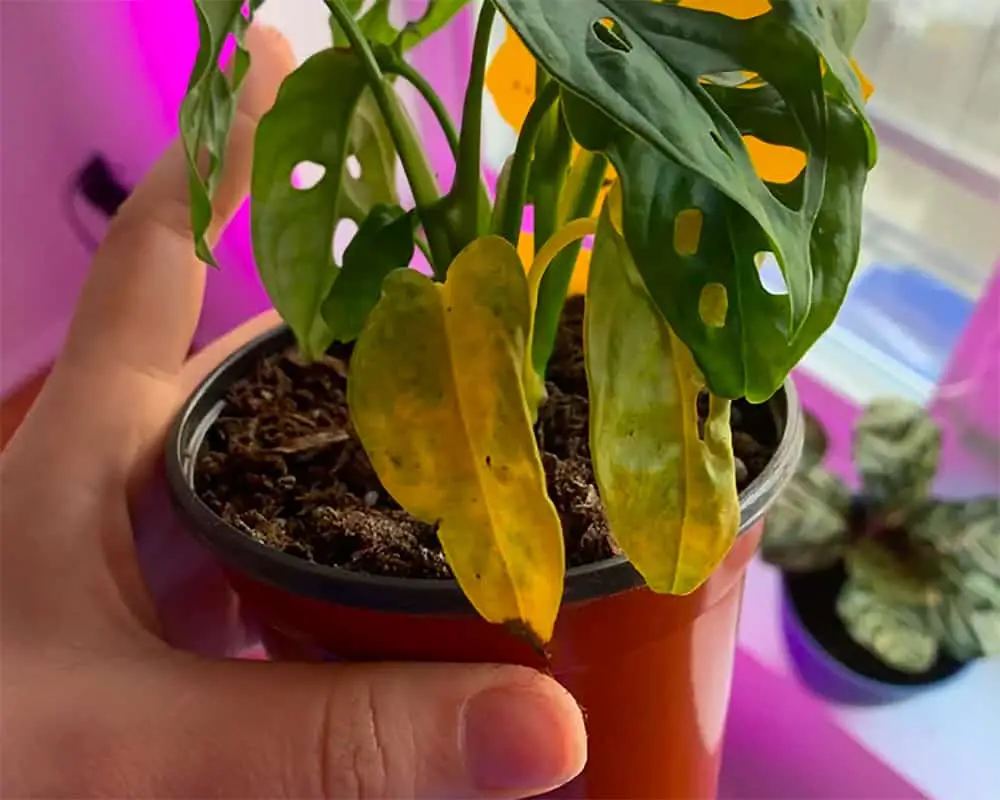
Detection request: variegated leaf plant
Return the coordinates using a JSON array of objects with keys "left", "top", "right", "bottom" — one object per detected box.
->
[
  {"left": 763, "top": 398, "right": 1000, "bottom": 673},
  {"left": 181, "top": 0, "right": 877, "bottom": 645}
]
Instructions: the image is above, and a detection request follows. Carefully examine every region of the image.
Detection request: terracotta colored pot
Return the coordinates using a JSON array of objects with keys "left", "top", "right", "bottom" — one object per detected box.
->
[{"left": 167, "top": 325, "right": 804, "bottom": 799}]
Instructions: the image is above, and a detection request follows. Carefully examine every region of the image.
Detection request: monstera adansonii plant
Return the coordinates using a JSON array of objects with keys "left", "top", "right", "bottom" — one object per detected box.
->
[{"left": 181, "top": 0, "right": 877, "bottom": 644}]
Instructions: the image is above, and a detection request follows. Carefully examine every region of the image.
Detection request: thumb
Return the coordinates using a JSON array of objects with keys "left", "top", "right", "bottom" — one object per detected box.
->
[{"left": 156, "top": 659, "right": 587, "bottom": 799}]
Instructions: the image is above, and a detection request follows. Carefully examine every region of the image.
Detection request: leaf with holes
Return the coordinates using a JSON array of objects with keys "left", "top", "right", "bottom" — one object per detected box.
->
[
  {"left": 339, "top": 90, "right": 399, "bottom": 222},
  {"left": 853, "top": 399, "right": 941, "bottom": 514},
  {"left": 354, "top": 0, "right": 471, "bottom": 49},
  {"left": 251, "top": 48, "right": 372, "bottom": 359},
  {"left": 322, "top": 204, "right": 414, "bottom": 344},
  {"left": 348, "top": 237, "right": 565, "bottom": 644},
  {"left": 495, "top": 0, "right": 875, "bottom": 399},
  {"left": 180, "top": 0, "right": 264, "bottom": 267},
  {"left": 586, "top": 186, "right": 739, "bottom": 594},
  {"left": 836, "top": 578, "right": 939, "bottom": 674},
  {"left": 760, "top": 464, "right": 850, "bottom": 572}
]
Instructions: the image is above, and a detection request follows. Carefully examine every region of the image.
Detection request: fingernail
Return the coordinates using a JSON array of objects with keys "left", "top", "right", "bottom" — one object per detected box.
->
[{"left": 462, "top": 683, "right": 586, "bottom": 793}]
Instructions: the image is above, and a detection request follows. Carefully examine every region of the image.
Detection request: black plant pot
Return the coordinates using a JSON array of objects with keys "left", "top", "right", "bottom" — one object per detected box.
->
[{"left": 781, "top": 563, "right": 968, "bottom": 706}]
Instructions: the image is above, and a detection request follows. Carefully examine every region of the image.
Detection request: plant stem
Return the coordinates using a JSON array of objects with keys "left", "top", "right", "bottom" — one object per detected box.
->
[
  {"left": 324, "top": 0, "right": 451, "bottom": 274},
  {"left": 496, "top": 81, "right": 560, "bottom": 247},
  {"left": 385, "top": 58, "right": 459, "bottom": 155},
  {"left": 451, "top": 1, "right": 496, "bottom": 251},
  {"left": 530, "top": 102, "right": 573, "bottom": 255},
  {"left": 531, "top": 150, "right": 608, "bottom": 376}
]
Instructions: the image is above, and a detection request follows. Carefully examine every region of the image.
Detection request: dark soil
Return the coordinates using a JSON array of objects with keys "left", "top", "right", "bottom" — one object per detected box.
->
[
  {"left": 785, "top": 562, "right": 966, "bottom": 686},
  {"left": 195, "top": 295, "right": 778, "bottom": 579}
]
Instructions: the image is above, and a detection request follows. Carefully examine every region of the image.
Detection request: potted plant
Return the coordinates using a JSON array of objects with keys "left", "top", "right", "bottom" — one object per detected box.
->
[
  {"left": 763, "top": 398, "right": 1000, "bottom": 706},
  {"left": 168, "top": 0, "right": 878, "bottom": 795}
]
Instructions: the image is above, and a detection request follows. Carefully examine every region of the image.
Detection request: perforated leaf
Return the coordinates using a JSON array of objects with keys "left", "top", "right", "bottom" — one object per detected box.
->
[
  {"left": 585, "top": 187, "right": 739, "bottom": 594},
  {"left": 180, "top": 0, "right": 264, "bottom": 266},
  {"left": 251, "top": 48, "right": 387, "bottom": 359},
  {"left": 353, "top": 0, "right": 471, "bottom": 49},
  {"left": 853, "top": 399, "right": 941, "bottom": 513},
  {"left": 837, "top": 579, "right": 938, "bottom": 674},
  {"left": 321, "top": 204, "right": 414, "bottom": 344},
  {"left": 760, "top": 465, "right": 850, "bottom": 572},
  {"left": 494, "top": 0, "right": 876, "bottom": 400},
  {"left": 348, "top": 238, "right": 564, "bottom": 643}
]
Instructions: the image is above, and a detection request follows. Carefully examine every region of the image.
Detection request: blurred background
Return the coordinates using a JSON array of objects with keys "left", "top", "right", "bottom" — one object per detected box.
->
[{"left": 1, "top": 1, "right": 997, "bottom": 797}]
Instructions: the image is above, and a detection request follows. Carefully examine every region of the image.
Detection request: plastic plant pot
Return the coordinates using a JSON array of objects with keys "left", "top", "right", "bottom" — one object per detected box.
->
[
  {"left": 166, "top": 324, "right": 805, "bottom": 800},
  {"left": 781, "top": 563, "right": 968, "bottom": 707}
]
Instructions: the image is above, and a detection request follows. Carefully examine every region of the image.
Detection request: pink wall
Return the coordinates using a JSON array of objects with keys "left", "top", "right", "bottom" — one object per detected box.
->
[
  {"left": 934, "top": 264, "right": 1000, "bottom": 446},
  {"left": 0, "top": 0, "right": 268, "bottom": 397}
]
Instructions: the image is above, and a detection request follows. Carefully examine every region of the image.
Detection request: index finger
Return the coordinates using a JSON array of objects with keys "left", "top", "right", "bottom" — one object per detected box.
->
[{"left": 60, "top": 25, "right": 295, "bottom": 386}]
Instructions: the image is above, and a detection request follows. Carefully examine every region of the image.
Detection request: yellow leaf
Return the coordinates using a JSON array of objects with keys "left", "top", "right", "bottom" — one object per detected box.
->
[
  {"left": 348, "top": 239, "right": 565, "bottom": 642},
  {"left": 517, "top": 230, "right": 591, "bottom": 296},
  {"left": 585, "top": 184, "right": 740, "bottom": 594}
]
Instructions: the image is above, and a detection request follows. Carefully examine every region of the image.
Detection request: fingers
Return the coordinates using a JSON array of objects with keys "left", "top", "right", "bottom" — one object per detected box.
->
[
  {"left": 178, "top": 309, "right": 282, "bottom": 398},
  {"left": 152, "top": 659, "right": 587, "bottom": 799},
  {"left": 24, "top": 28, "right": 294, "bottom": 476},
  {"left": 63, "top": 25, "right": 293, "bottom": 383}
]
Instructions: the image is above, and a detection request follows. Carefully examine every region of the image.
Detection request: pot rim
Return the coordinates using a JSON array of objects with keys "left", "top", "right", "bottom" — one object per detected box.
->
[{"left": 166, "top": 324, "right": 804, "bottom": 614}]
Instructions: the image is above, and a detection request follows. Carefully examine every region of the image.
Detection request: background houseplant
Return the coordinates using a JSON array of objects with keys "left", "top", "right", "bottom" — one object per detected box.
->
[
  {"left": 169, "top": 0, "right": 878, "bottom": 795},
  {"left": 763, "top": 398, "right": 1000, "bottom": 704}
]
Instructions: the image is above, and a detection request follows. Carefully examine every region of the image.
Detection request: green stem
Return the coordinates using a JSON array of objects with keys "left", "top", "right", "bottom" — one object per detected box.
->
[
  {"left": 530, "top": 151, "right": 609, "bottom": 377},
  {"left": 451, "top": 2, "right": 496, "bottom": 250},
  {"left": 324, "top": 0, "right": 450, "bottom": 275},
  {"left": 530, "top": 102, "right": 573, "bottom": 255},
  {"left": 385, "top": 59, "right": 459, "bottom": 155},
  {"left": 496, "top": 81, "right": 560, "bottom": 247}
]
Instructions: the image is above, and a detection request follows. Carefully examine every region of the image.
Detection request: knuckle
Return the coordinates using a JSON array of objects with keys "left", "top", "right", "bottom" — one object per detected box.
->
[{"left": 318, "top": 680, "right": 409, "bottom": 799}]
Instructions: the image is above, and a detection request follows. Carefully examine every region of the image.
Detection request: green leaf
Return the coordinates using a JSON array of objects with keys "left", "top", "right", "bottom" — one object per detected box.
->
[
  {"left": 356, "top": 0, "right": 471, "bottom": 49},
  {"left": 928, "top": 590, "right": 992, "bottom": 662},
  {"left": 819, "top": 0, "right": 870, "bottom": 52},
  {"left": 250, "top": 48, "right": 371, "bottom": 359},
  {"left": 585, "top": 188, "right": 739, "bottom": 594},
  {"left": 495, "top": 0, "right": 875, "bottom": 399},
  {"left": 330, "top": 0, "right": 367, "bottom": 47},
  {"left": 910, "top": 497, "right": 1000, "bottom": 580},
  {"left": 760, "top": 465, "right": 850, "bottom": 572},
  {"left": 845, "top": 538, "right": 941, "bottom": 608},
  {"left": 837, "top": 578, "right": 939, "bottom": 674},
  {"left": 180, "top": 0, "right": 264, "bottom": 267},
  {"left": 970, "top": 609, "right": 1000, "bottom": 656},
  {"left": 801, "top": 410, "right": 829, "bottom": 470},
  {"left": 347, "top": 237, "right": 565, "bottom": 644},
  {"left": 340, "top": 91, "right": 399, "bottom": 222},
  {"left": 853, "top": 399, "right": 941, "bottom": 512},
  {"left": 321, "top": 204, "right": 414, "bottom": 344}
]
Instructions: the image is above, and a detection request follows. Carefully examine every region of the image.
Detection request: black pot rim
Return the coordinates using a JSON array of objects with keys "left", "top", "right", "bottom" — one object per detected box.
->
[{"left": 166, "top": 324, "right": 805, "bottom": 615}]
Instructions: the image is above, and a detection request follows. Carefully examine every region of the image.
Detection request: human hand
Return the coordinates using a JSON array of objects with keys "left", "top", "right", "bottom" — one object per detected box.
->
[{"left": 0, "top": 26, "right": 586, "bottom": 798}]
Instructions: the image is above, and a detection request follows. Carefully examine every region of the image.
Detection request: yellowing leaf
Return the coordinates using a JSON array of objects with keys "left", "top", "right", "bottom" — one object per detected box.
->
[
  {"left": 517, "top": 230, "right": 591, "bottom": 296},
  {"left": 586, "top": 185, "right": 740, "bottom": 594},
  {"left": 347, "top": 239, "right": 565, "bottom": 642}
]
